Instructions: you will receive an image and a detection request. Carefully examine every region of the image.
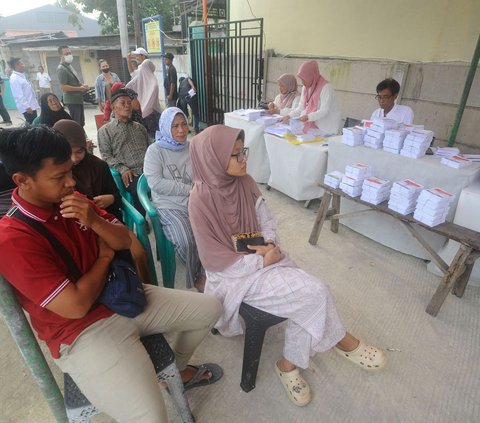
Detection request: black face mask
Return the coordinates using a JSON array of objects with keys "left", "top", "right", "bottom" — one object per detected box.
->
[{"left": 102, "top": 68, "right": 110, "bottom": 73}]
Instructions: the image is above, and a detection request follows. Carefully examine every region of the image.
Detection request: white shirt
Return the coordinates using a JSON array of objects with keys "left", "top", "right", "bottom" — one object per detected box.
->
[
  {"left": 289, "top": 83, "right": 341, "bottom": 135},
  {"left": 36, "top": 72, "right": 51, "bottom": 88},
  {"left": 9, "top": 71, "right": 39, "bottom": 114},
  {"left": 273, "top": 93, "right": 300, "bottom": 116},
  {"left": 370, "top": 104, "right": 414, "bottom": 124}
]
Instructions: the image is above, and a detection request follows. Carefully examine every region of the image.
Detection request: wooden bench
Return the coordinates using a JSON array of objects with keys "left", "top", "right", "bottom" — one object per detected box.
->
[{"left": 308, "top": 183, "right": 480, "bottom": 317}]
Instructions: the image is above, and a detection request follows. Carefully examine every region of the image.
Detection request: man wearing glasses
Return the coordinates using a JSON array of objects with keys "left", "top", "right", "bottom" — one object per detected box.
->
[{"left": 370, "top": 78, "right": 414, "bottom": 124}]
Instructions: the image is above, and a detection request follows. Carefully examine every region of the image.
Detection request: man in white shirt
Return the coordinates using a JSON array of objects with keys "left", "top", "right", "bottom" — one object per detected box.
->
[
  {"left": 35, "top": 65, "right": 52, "bottom": 96},
  {"left": 370, "top": 78, "right": 414, "bottom": 124},
  {"left": 9, "top": 58, "right": 39, "bottom": 124}
]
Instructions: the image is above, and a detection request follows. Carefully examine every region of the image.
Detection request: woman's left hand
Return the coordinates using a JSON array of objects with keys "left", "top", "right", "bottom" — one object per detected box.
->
[
  {"left": 93, "top": 194, "right": 115, "bottom": 209},
  {"left": 248, "top": 243, "right": 275, "bottom": 257},
  {"left": 299, "top": 115, "right": 309, "bottom": 122}
]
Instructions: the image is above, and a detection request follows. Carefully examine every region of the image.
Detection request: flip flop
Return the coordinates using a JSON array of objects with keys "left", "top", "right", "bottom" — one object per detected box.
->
[{"left": 183, "top": 363, "right": 223, "bottom": 391}]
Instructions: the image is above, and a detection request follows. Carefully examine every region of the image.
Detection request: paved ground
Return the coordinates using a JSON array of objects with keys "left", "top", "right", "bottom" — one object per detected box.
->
[{"left": 1, "top": 106, "right": 479, "bottom": 422}]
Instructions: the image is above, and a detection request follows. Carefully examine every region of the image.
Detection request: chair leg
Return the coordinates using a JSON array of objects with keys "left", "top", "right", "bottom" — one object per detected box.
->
[
  {"left": 240, "top": 322, "right": 269, "bottom": 393},
  {"left": 157, "top": 362, "right": 195, "bottom": 423}
]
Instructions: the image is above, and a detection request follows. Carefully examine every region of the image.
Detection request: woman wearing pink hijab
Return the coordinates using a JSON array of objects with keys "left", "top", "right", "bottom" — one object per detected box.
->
[
  {"left": 267, "top": 73, "right": 300, "bottom": 116},
  {"left": 284, "top": 60, "right": 341, "bottom": 134},
  {"left": 188, "top": 125, "right": 386, "bottom": 408}
]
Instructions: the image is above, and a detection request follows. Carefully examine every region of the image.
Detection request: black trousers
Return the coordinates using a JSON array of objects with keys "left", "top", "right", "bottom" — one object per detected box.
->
[
  {"left": 67, "top": 103, "right": 85, "bottom": 127},
  {"left": 0, "top": 95, "right": 12, "bottom": 123},
  {"left": 23, "top": 110, "right": 37, "bottom": 125}
]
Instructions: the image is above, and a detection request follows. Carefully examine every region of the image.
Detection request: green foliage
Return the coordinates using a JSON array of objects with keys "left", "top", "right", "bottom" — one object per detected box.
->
[{"left": 56, "top": 0, "right": 176, "bottom": 35}]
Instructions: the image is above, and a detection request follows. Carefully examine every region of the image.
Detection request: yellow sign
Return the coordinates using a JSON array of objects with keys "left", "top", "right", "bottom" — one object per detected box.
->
[{"left": 145, "top": 21, "right": 161, "bottom": 54}]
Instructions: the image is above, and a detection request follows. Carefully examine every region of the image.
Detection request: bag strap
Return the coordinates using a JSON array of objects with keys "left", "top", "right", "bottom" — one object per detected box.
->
[{"left": 8, "top": 206, "right": 82, "bottom": 281}]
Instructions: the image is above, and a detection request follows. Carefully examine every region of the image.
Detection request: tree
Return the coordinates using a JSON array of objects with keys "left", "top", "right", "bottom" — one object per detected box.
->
[{"left": 56, "top": 0, "right": 177, "bottom": 35}]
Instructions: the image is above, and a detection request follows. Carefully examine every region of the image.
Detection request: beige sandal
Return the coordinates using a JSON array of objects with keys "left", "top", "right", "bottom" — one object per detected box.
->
[
  {"left": 274, "top": 361, "right": 311, "bottom": 406},
  {"left": 334, "top": 340, "right": 386, "bottom": 371}
]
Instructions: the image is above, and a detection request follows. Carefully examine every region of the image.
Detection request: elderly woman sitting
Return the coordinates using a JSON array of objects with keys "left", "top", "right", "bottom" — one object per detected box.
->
[
  {"left": 267, "top": 73, "right": 300, "bottom": 116},
  {"left": 143, "top": 107, "right": 205, "bottom": 291}
]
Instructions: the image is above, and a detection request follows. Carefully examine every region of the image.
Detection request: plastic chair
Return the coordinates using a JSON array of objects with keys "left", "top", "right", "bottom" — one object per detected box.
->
[
  {"left": 212, "top": 302, "right": 287, "bottom": 392},
  {"left": 121, "top": 197, "right": 158, "bottom": 286},
  {"left": 109, "top": 167, "right": 133, "bottom": 204},
  {"left": 137, "top": 174, "right": 176, "bottom": 289},
  {"left": 0, "top": 274, "right": 194, "bottom": 423}
]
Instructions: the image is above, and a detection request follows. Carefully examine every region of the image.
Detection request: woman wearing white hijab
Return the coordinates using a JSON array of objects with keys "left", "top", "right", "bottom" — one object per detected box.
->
[
  {"left": 126, "top": 59, "right": 162, "bottom": 136},
  {"left": 143, "top": 107, "right": 205, "bottom": 291}
]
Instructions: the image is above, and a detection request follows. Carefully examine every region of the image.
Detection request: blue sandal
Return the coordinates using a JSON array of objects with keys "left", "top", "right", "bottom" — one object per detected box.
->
[{"left": 183, "top": 363, "right": 223, "bottom": 391}]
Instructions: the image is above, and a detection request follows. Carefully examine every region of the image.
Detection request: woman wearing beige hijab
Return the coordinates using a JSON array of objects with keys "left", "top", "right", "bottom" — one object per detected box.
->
[{"left": 126, "top": 59, "right": 161, "bottom": 137}]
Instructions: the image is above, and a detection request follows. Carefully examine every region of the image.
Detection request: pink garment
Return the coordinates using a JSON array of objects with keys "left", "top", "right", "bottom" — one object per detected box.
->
[
  {"left": 189, "top": 125, "right": 262, "bottom": 272},
  {"left": 297, "top": 60, "right": 328, "bottom": 130},
  {"left": 276, "top": 73, "right": 299, "bottom": 109},
  {"left": 125, "top": 59, "right": 161, "bottom": 118}
]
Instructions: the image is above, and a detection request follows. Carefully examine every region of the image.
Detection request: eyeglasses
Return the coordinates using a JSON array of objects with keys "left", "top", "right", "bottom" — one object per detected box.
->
[
  {"left": 375, "top": 94, "right": 393, "bottom": 101},
  {"left": 231, "top": 147, "right": 249, "bottom": 163}
]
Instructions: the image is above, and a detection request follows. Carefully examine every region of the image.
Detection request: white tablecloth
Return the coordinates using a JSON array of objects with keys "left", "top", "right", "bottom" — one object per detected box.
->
[
  {"left": 327, "top": 136, "right": 480, "bottom": 258},
  {"left": 265, "top": 133, "right": 329, "bottom": 201},
  {"left": 224, "top": 113, "right": 270, "bottom": 183},
  {"left": 427, "top": 182, "right": 480, "bottom": 286}
]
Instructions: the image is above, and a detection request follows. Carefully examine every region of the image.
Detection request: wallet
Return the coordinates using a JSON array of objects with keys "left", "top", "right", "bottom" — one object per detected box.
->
[{"left": 231, "top": 231, "right": 265, "bottom": 254}]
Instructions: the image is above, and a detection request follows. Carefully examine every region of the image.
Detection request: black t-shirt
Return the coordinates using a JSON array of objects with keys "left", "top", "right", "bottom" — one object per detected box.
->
[{"left": 164, "top": 64, "right": 178, "bottom": 99}]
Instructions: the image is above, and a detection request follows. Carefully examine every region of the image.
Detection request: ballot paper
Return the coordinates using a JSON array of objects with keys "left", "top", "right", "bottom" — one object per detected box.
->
[
  {"left": 413, "top": 187, "right": 454, "bottom": 226},
  {"left": 232, "top": 108, "right": 264, "bottom": 121},
  {"left": 460, "top": 154, "right": 480, "bottom": 162},
  {"left": 387, "top": 179, "right": 424, "bottom": 215},
  {"left": 364, "top": 127, "right": 385, "bottom": 149},
  {"left": 345, "top": 163, "right": 373, "bottom": 180},
  {"left": 339, "top": 182, "right": 363, "bottom": 197},
  {"left": 188, "top": 88, "right": 196, "bottom": 97},
  {"left": 383, "top": 129, "right": 408, "bottom": 153},
  {"left": 255, "top": 115, "right": 281, "bottom": 126},
  {"left": 324, "top": 171, "right": 344, "bottom": 189},
  {"left": 440, "top": 155, "right": 473, "bottom": 169},
  {"left": 399, "top": 123, "right": 425, "bottom": 132},
  {"left": 360, "top": 177, "right": 392, "bottom": 205},
  {"left": 372, "top": 117, "right": 399, "bottom": 131},
  {"left": 264, "top": 123, "right": 291, "bottom": 137},
  {"left": 342, "top": 126, "right": 366, "bottom": 146},
  {"left": 434, "top": 147, "right": 460, "bottom": 158},
  {"left": 400, "top": 129, "right": 434, "bottom": 159}
]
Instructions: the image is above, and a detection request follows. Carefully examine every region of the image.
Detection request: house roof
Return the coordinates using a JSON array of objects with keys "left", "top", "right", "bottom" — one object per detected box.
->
[{"left": 0, "top": 4, "right": 101, "bottom": 38}]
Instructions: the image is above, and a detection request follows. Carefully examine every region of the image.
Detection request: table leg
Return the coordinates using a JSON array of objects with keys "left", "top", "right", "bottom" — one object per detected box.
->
[
  {"left": 308, "top": 192, "right": 332, "bottom": 245},
  {"left": 330, "top": 194, "right": 341, "bottom": 233},
  {"left": 426, "top": 245, "right": 472, "bottom": 317},
  {"left": 452, "top": 250, "right": 480, "bottom": 298}
]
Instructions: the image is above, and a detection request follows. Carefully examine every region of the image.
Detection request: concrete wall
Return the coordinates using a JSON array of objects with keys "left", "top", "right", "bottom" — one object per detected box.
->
[
  {"left": 264, "top": 56, "right": 480, "bottom": 150},
  {"left": 230, "top": 0, "right": 480, "bottom": 63}
]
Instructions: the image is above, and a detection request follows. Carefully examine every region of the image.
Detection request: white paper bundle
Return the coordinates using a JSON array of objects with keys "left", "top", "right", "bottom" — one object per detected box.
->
[
  {"left": 400, "top": 129, "right": 434, "bottom": 159},
  {"left": 434, "top": 147, "right": 460, "bottom": 158},
  {"left": 364, "top": 128, "right": 385, "bottom": 149},
  {"left": 324, "top": 171, "right": 344, "bottom": 189},
  {"left": 360, "top": 177, "right": 392, "bottom": 205},
  {"left": 383, "top": 129, "right": 408, "bottom": 153},
  {"left": 342, "top": 126, "right": 365, "bottom": 146},
  {"left": 413, "top": 187, "right": 454, "bottom": 226},
  {"left": 233, "top": 108, "right": 264, "bottom": 121},
  {"left": 345, "top": 163, "right": 373, "bottom": 180},
  {"left": 388, "top": 179, "right": 424, "bottom": 215},
  {"left": 440, "top": 155, "right": 473, "bottom": 169},
  {"left": 372, "top": 117, "right": 399, "bottom": 131}
]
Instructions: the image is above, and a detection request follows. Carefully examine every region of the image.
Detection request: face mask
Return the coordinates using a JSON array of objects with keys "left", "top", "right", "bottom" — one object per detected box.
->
[
  {"left": 64, "top": 54, "right": 74, "bottom": 64},
  {"left": 101, "top": 68, "right": 110, "bottom": 73}
]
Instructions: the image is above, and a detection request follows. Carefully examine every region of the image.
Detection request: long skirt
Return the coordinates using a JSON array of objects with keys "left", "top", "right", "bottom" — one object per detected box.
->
[{"left": 158, "top": 208, "right": 203, "bottom": 289}]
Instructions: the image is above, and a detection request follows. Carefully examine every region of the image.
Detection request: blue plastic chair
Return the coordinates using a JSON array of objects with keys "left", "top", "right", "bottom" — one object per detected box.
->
[{"left": 137, "top": 174, "right": 176, "bottom": 289}]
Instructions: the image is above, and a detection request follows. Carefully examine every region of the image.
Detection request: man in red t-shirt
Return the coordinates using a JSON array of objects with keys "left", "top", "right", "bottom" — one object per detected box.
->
[{"left": 0, "top": 126, "right": 222, "bottom": 421}]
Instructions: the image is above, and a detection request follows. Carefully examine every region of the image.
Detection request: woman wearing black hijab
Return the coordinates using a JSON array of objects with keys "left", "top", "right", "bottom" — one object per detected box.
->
[{"left": 39, "top": 93, "right": 72, "bottom": 127}]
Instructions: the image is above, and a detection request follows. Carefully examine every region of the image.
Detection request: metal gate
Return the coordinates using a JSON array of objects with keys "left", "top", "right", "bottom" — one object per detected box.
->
[{"left": 189, "top": 18, "right": 264, "bottom": 125}]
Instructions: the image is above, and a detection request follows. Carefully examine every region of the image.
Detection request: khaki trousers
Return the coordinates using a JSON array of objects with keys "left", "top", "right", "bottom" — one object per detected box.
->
[{"left": 55, "top": 285, "right": 222, "bottom": 423}]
